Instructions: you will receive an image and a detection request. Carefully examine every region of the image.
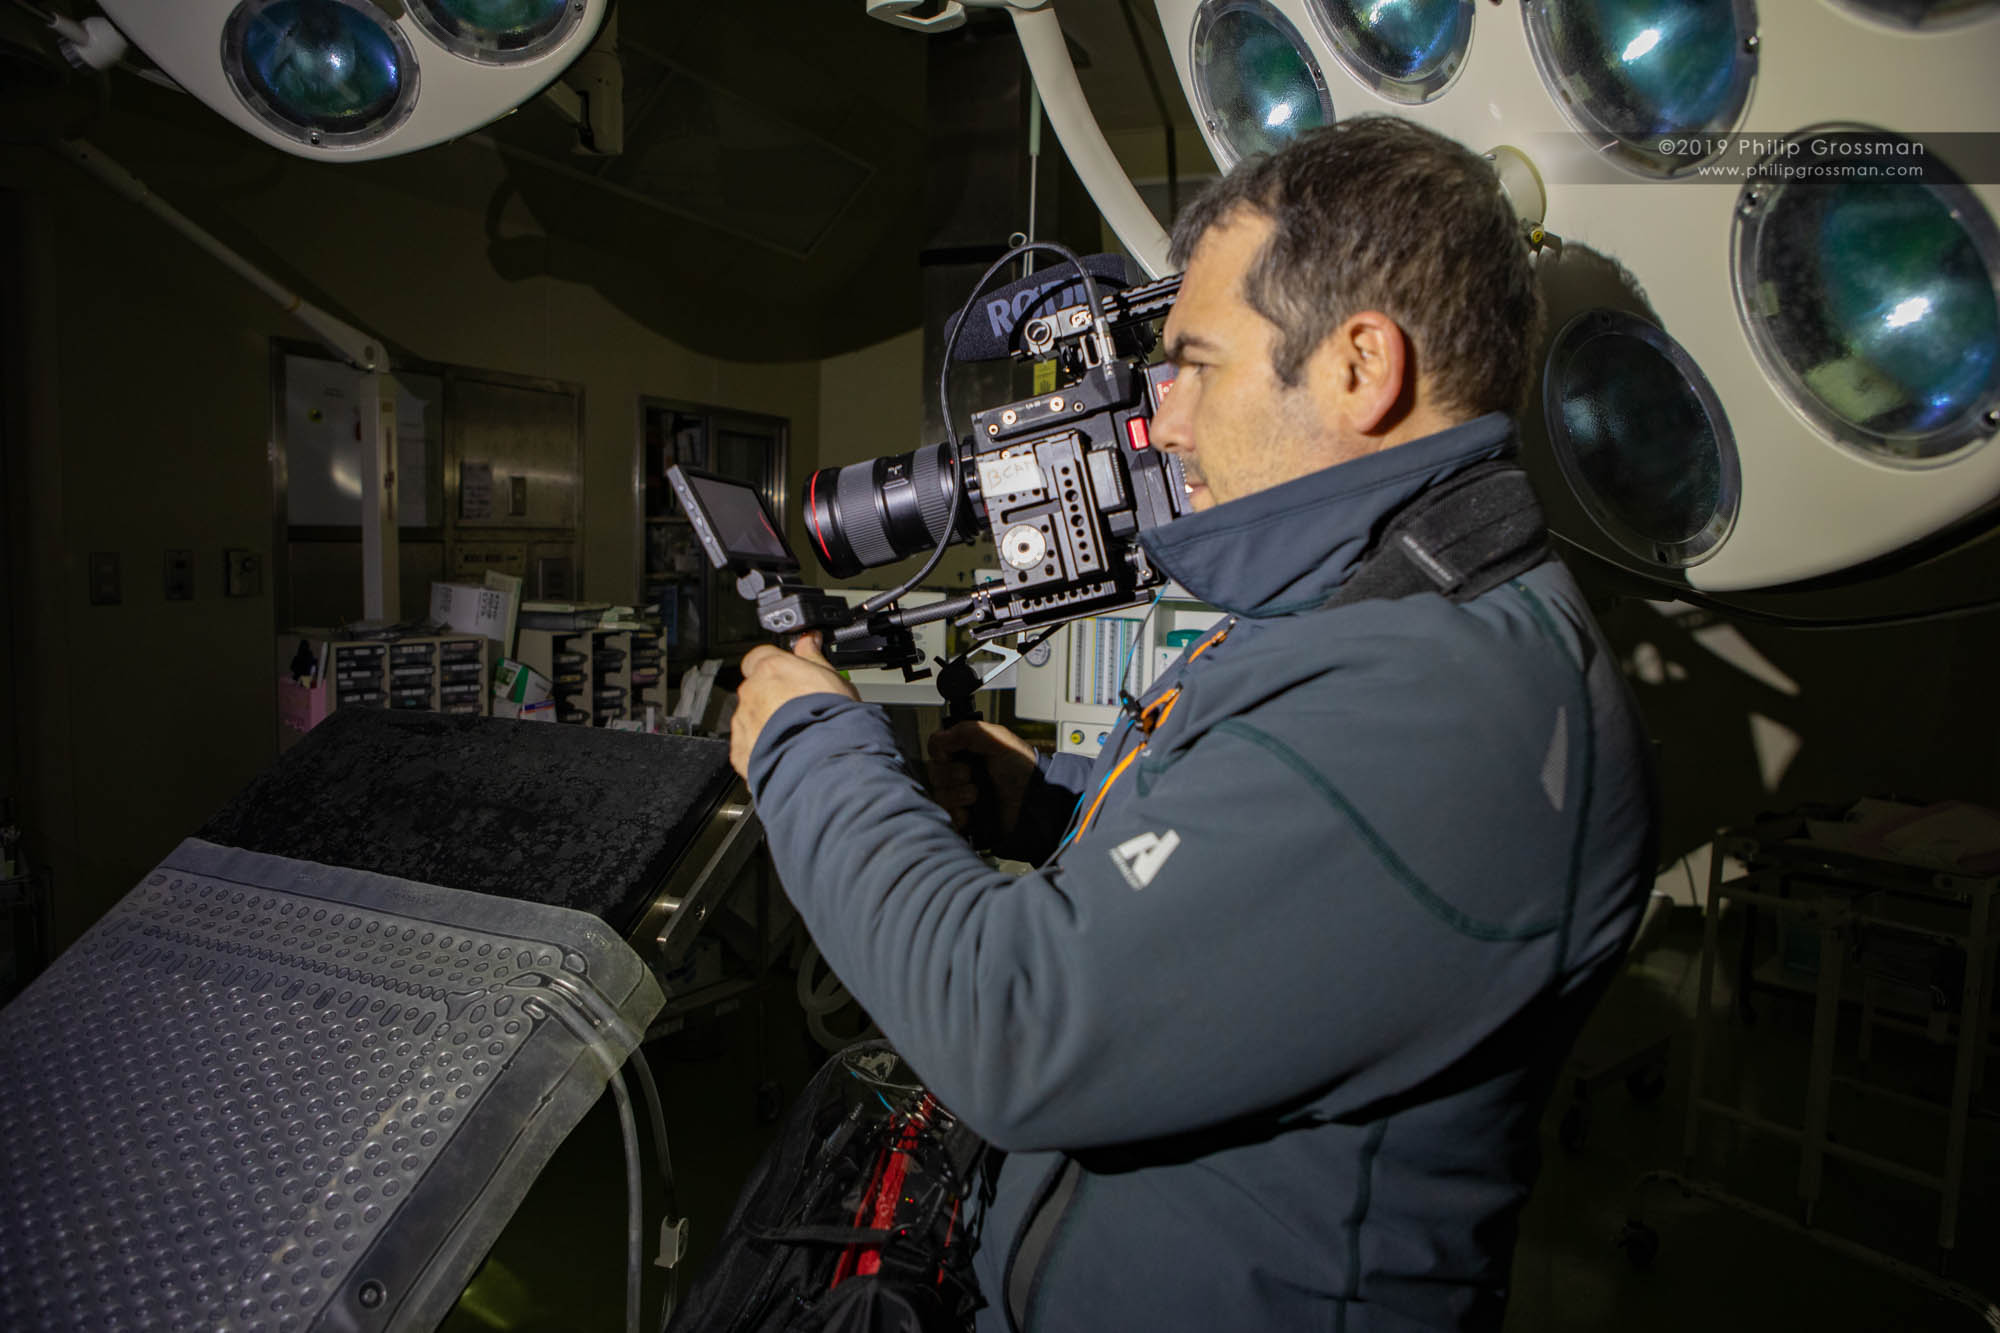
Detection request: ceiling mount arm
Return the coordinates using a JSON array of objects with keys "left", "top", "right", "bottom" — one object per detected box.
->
[
  {"left": 864, "top": 0, "right": 972, "bottom": 32},
  {"left": 865, "top": 0, "right": 1172, "bottom": 278},
  {"left": 58, "top": 139, "right": 383, "bottom": 371}
]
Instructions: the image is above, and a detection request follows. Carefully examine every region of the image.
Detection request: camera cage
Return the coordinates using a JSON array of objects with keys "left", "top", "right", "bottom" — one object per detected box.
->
[{"left": 676, "top": 261, "right": 1186, "bottom": 712}]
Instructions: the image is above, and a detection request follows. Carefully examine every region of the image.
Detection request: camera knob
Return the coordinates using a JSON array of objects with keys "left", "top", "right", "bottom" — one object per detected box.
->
[{"left": 1001, "top": 524, "right": 1048, "bottom": 571}]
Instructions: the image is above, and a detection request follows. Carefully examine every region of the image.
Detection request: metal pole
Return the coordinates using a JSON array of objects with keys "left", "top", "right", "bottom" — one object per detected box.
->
[
  {"left": 1684, "top": 838, "right": 1727, "bottom": 1167},
  {"left": 1797, "top": 907, "right": 1846, "bottom": 1225},
  {"left": 357, "top": 370, "right": 400, "bottom": 623},
  {"left": 1008, "top": 5, "right": 1171, "bottom": 277},
  {"left": 59, "top": 139, "right": 398, "bottom": 620},
  {"left": 57, "top": 140, "right": 382, "bottom": 372},
  {"left": 1939, "top": 880, "right": 1991, "bottom": 1256}
]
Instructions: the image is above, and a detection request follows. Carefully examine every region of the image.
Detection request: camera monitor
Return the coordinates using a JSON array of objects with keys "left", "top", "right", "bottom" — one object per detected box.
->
[{"left": 666, "top": 466, "right": 797, "bottom": 576}]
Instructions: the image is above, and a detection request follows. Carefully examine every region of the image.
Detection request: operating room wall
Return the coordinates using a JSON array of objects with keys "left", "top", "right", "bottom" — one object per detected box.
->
[
  {"left": 2, "top": 130, "right": 823, "bottom": 948},
  {"left": 1579, "top": 561, "right": 2000, "bottom": 874}
]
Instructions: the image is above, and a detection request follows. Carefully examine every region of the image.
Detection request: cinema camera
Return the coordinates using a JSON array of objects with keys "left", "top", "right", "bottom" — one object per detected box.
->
[{"left": 670, "top": 243, "right": 1186, "bottom": 707}]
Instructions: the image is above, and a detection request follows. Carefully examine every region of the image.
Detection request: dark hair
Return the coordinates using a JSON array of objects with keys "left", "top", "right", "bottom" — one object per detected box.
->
[{"left": 1167, "top": 116, "right": 1543, "bottom": 419}]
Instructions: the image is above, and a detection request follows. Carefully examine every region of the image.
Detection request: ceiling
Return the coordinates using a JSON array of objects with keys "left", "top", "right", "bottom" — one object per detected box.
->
[{"left": 0, "top": 0, "right": 1199, "bottom": 361}]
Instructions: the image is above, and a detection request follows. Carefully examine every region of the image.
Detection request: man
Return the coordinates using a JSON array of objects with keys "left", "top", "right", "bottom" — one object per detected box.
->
[{"left": 730, "top": 116, "right": 1657, "bottom": 1331}]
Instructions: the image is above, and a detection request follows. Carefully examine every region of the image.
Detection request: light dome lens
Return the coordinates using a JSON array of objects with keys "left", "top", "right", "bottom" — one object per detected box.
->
[
  {"left": 225, "top": 0, "right": 417, "bottom": 146},
  {"left": 1544, "top": 309, "right": 1738, "bottom": 566},
  {"left": 1734, "top": 129, "right": 2000, "bottom": 462},
  {"left": 1307, "top": 0, "right": 1474, "bottom": 104},
  {"left": 1835, "top": 0, "right": 1998, "bottom": 27},
  {"left": 1190, "top": 0, "right": 1334, "bottom": 167},
  {"left": 1523, "top": 0, "right": 1757, "bottom": 176},
  {"left": 409, "top": 0, "right": 586, "bottom": 64}
]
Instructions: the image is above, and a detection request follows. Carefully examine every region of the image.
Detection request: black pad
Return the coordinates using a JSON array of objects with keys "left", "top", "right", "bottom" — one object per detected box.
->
[{"left": 199, "top": 710, "right": 735, "bottom": 933}]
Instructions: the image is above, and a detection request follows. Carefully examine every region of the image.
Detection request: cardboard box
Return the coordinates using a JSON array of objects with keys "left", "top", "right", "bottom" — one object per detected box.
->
[
  {"left": 277, "top": 675, "right": 333, "bottom": 737},
  {"left": 430, "top": 581, "right": 511, "bottom": 644},
  {"left": 492, "top": 659, "right": 552, "bottom": 720}
]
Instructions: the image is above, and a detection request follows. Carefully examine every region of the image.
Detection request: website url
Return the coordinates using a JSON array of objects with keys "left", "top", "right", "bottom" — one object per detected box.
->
[{"left": 1692, "top": 161, "right": 1929, "bottom": 181}]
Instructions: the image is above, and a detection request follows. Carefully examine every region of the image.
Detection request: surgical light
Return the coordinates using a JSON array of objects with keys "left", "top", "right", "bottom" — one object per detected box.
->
[
  {"left": 1733, "top": 129, "right": 2000, "bottom": 464},
  {"left": 1522, "top": 0, "right": 1758, "bottom": 176},
  {"left": 1188, "top": 0, "right": 1334, "bottom": 167},
  {"left": 223, "top": 0, "right": 417, "bottom": 148},
  {"left": 1132, "top": 0, "right": 2000, "bottom": 590},
  {"left": 407, "top": 0, "right": 587, "bottom": 65},
  {"left": 1306, "top": 0, "right": 1473, "bottom": 104},
  {"left": 95, "top": 0, "right": 609, "bottom": 161},
  {"left": 1544, "top": 310, "right": 1738, "bottom": 567},
  {"left": 1835, "top": 0, "right": 1999, "bottom": 26}
]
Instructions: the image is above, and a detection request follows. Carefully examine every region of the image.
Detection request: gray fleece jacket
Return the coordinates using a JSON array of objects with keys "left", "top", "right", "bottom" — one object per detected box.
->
[{"left": 746, "top": 413, "right": 1658, "bottom": 1331}]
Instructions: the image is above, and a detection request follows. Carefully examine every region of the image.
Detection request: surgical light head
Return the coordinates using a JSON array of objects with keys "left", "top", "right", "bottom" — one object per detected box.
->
[{"left": 94, "top": 0, "right": 610, "bottom": 159}]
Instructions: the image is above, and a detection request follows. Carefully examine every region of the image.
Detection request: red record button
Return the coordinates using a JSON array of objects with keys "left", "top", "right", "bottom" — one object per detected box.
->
[{"left": 1125, "top": 417, "right": 1151, "bottom": 450}]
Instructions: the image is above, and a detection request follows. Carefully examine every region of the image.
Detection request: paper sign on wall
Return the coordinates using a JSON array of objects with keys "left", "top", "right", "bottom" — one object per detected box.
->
[{"left": 461, "top": 460, "right": 494, "bottom": 519}]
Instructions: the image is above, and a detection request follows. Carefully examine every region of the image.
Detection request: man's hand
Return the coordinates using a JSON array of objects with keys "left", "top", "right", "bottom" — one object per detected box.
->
[
  {"left": 926, "top": 720, "right": 1040, "bottom": 840},
  {"left": 729, "top": 634, "right": 860, "bottom": 778}
]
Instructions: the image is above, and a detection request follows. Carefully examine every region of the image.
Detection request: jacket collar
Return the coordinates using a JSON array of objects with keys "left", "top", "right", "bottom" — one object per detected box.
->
[{"left": 1139, "top": 412, "right": 1517, "bottom": 618}]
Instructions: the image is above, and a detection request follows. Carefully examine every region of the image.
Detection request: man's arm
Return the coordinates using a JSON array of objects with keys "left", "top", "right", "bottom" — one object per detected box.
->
[
  {"left": 924, "top": 721, "right": 1092, "bottom": 865},
  {"left": 993, "top": 748, "right": 1092, "bottom": 865},
  {"left": 748, "top": 689, "right": 1596, "bottom": 1152}
]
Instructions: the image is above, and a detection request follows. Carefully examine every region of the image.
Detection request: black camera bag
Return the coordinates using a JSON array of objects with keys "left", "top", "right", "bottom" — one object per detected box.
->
[{"left": 667, "top": 1041, "right": 991, "bottom": 1333}]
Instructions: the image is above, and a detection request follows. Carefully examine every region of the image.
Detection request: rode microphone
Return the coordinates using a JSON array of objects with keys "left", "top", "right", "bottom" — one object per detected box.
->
[{"left": 948, "top": 253, "right": 1134, "bottom": 363}]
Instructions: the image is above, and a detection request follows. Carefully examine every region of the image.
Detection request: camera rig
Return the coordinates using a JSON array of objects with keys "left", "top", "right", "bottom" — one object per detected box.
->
[{"left": 673, "top": 248, "right": 1185, "bottom": 721}]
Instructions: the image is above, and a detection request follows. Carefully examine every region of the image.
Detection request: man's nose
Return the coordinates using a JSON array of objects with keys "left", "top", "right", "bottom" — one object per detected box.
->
[{"left": 1150, "top": 379, "right": 1189, "bottom": 453}]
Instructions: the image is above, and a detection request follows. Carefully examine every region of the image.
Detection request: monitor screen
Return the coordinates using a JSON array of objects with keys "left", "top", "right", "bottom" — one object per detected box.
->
[{"left": 667, "top": 466, "right": 795, "bottom": 573}]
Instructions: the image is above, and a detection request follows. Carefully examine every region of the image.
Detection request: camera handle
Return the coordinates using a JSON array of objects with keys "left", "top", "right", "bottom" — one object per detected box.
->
[
  {"left": 934, "top": 652, "right": 1000, "bottom": 853},
  {"left": 932, "top": 631, "right": 1048, "bottom": 854}
]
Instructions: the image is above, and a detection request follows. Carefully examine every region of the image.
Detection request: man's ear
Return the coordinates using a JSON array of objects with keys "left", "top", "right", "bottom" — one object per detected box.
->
[{"left": 1313, "top": 311, "right": 1411, "bottom": 435}]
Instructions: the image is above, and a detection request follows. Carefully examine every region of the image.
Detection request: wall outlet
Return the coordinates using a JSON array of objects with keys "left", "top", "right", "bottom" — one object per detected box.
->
[
  {"left": 224, "top": 548, "right": 262, "bottom": 598},
  {"left": 165, "top": 549, "right": 194, "bottom": 601},
  {"left": 88, "top": 551, "right": 120, "bottom": 605}
]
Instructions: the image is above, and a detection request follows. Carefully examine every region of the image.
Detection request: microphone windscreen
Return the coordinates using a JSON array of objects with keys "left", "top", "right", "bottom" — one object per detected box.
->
[{"left": 949, "top": 254, "right": 1134, "bottom": 362}]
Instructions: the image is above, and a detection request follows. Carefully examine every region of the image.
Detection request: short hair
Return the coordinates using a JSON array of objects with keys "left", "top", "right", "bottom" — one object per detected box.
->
[{"left": 1167, "top": 116, "right": 1543, "bottom": 419}]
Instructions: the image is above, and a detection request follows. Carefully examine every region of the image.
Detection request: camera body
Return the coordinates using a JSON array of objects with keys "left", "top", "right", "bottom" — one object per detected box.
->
[
  {"left": 802, "top": 270, "right": 1187, "bottom": 644},
  {"left": 673, "top": 263, "right": 1187, "bottom": 686},
  {"left": 961, "top": 355, "right": 1184, "bottom": 637}
]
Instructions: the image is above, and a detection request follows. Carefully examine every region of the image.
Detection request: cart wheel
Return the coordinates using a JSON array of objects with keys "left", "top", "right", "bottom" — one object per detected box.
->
[
  {"left": 1626, "top": 1065, "right": 1668, "bottom": 1104},
  {"left": 1559, "top": 1103, "right": 1589, "bottom": 1154},
  {"left": 754, "top": 1079, "right": 784, "bottom": 1125},
  {"left": 1617, "top": 1220, "right": 1659, "bottom": 1271}
]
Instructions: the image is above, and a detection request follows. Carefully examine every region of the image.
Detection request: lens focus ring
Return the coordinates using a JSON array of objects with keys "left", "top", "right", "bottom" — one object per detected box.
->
[
  {"left": 913, "top": 444, "right": 957, "bottom": 545},
  {"left": 836, "top": 462, "right": 896, "bottom": 569}
]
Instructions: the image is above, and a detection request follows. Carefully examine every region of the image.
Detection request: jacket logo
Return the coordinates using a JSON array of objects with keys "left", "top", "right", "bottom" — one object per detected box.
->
[
  {"left": 1540, "top": 706, "right": 1568, "bottom": 813},
  {"left": 1111, "top": 830, "right": 1180, "bottom": 890}
]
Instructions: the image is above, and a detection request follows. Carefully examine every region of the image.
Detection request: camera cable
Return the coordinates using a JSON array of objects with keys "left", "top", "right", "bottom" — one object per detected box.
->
[{"left": 864, "top": 240, "right": 1116, "bottom": 617}]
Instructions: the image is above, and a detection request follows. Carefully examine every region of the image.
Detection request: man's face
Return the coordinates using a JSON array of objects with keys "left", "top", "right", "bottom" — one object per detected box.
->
[{"left": 1150, "top": 210, "right": 1333, "bottom": 513}]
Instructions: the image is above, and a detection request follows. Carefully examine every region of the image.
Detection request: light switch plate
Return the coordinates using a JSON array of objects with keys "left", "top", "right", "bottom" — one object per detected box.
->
[
  {"left": 224, "top": 548, "right": 262, "bottom": 598},
  {"left": 165, "top": 549, "right": 194, "bottom": 601},
  {"left": 88, "top": 552, "right": 120, "bottom": 606}
]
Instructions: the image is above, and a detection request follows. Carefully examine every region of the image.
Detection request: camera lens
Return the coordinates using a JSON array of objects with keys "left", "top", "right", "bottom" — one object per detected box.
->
[{"left": 804, "top": 443, "right": 980, "bottom": 579}]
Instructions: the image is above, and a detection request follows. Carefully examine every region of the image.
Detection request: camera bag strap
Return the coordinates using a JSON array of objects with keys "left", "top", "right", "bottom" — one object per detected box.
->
[{"left": 1323, "top": 460, "right": 1553, "bottom": 610}]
